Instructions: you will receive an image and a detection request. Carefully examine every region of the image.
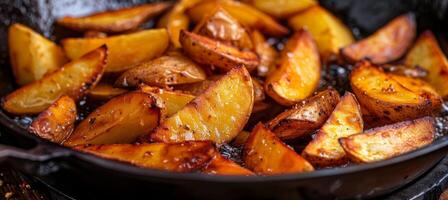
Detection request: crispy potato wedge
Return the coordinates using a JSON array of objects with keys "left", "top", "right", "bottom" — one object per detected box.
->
[
  {"left": 265, "top": 30, "right": 321, "bottom": 106},
  {"left": 139, "top": 85, "right": 195, "bottom": 117},
  {"left": 75, "top": 141, "right": 216, "bottom": 172},
  {"left": 149, "top": 66, "right": 254, "bottom": 144},
  {"left": 340, "top": 117, "right": 435, "bottom": 163},
  {"left": 382, "top": 64, "right": 428, "bottom": 78},
  {"left": 405, "top": 31, "right": 448, "bottom": 98},
  {"left": 115, "top": 54, "right": 206, "bottom": 88},
  {"left": 28, "top": 96, "right": 76, "bottom": 144},
  {"left": 88, "top": 83, "right": 128, "bottom": 100},
  {"left": 2, "top": 46, "right": 107, "bottom": 115},
  {"left": 267, "top": 88, "right": 340, "bottom": 140},
  {"left": 350, "top": 61, "right": 442, "bottom": 124},
  {"left": 244, "top": 0, "right": 317, "bottom": 18},
  {"left": 302, "top": 92, "right": 363, "bottom": 167},
  {"left": 288, "top": 6, "right": 354, "bottom": 61},
  {"left": 232, "top": 131, "right": 251, "bottom": 147},
  {"left": 188, "top": 0, "right": 288, "bottom": 36},
  {"left": 62, "top": 29, "right": 169, "bottom": 73},
  {"left": 244, "top": 123, "right": 314, "bottom": 174},
  {"left": 9, "top": 23, "right": 67, "bottom": 85},
  {"left": 202, "top": 154, "right": 254, "bottom": 175},
  {"left": 341, "top": 14, "right": 416, "bottom": 64},
  {"left": 251, "top": 30, "right": 278, "bottom": 77},
  {"left": 65, "top": 92, "right": 162, "bottom": 146},
  {"left": 193, "top": 7, "right": 253, "bottom": 49},
  {"left": 57, "top": 2, "right": 172, "bottom": 33},
  {"left": 180, "top": 30, "right": 259, "bottom": 72}
]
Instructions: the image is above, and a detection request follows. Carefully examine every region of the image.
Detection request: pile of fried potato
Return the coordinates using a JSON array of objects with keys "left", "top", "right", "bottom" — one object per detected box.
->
[{"left": 3, "top": 0, "right": 447, "bottom": 176}]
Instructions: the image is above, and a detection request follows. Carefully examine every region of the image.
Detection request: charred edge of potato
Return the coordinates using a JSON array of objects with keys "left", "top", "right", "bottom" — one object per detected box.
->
[
  {"left": 179, "top": 30, "right": 259, "bottom": 72},
  {"left": 339, "top": 116, "right": 435, "bottom": 163},
  {"left": 267, "top": 88, "right": 340, "bottom": 140},
  {"left": 202, "top": 154, "right": 254, "bottom": 175},
  {"left": 28, "top": 96, "right": 76, "bottom": 144}
]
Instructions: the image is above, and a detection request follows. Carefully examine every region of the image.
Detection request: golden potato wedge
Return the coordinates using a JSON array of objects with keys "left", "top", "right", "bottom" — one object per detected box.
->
[
  {"left": 350, "top": 61, "right": 442, "bottom": 124},
  {"left": 302, "top": 92, "right": 363, "bottom": 167},
  {"left": 244, "top": 0, "right": 317, "bottom": 18},
  {"left": 264, "top": 30, "right": 321, "bottom": 106},
  {"left": 115, "top": 54, "right": 206, "bottom": 88},
  {"left": 62, "top": 29, "right": 169, "bottom": 73},
  {"left": 2, "top": 46, "right": 107, "bottom": 115},
  {"left": 57, "top": 2, "right": 172, "bottom": 33},
  {"left": 244, "top": 123, "right": 314, "bottom": 174},
  {"left": 251, "top": 30, "right": 278, "bottom": 77},
  {"left": 84, "top": 31, "right": 108, "bottom": 38},
  {"left": 75, "top": 141, "right": 216, "bottom": 172},
  {"left": 179, "top": 30, "right": 259, "bottom": 72},
  {"left": 340, "top": 117, "right": 435, "bottom": 163},
  {"left": 232, "top": 131, "right": 251, "bottom": 146},
  {"left": 341, "top": 14, "right": 416, "bottom": 64},
  {"left": 288, "top": 6, "right": 354, "bottom": 61},
  {"left": 382, "top": 64, "right": 428, "bottom": 78},
  {"left": 188, "top": 0, "right": 289, "bottom": 36},
  {"left": 139, "top": 85, "right": 195, "bottom": 117},
  {"left": 149, "top": 66, "right": 254, "bottom": 144},
  {"left": 267, "top": 88, "right": 340, "bottom": 140},
  {"left": 9, "top": 23, "right": 67, "bottom": 85},
  {"left": 65, "top": 92, "right": 162, "bottom": 146},
  {"left": 202, "top": 154, "right": 254, "bottom": 175},
  {"left": 193, "top": 7, "right": 253, "bottom": 49},
  {"left": 28, "top": 96, "right": 76, "bottom": 144},
  {"left": 88, "top": 83, "right": 128, "bottom": 100},
  {"left": 405, "top": 31, "right": 448, "bottom": 98}
]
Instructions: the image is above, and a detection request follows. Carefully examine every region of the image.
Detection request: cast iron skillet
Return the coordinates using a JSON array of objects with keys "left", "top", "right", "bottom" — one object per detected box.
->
[{"left": 1, "top": 0, "right": 448, "bottom": 199}]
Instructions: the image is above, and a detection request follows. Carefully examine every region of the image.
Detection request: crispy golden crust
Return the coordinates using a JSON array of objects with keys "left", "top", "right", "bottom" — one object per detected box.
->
[{"left": 202, "top": 154, "right": 254, "bottom": 175}]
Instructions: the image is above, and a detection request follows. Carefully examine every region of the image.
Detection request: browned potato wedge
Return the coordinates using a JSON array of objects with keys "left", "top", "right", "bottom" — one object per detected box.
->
[
  {"left": 193, "top": 7, "right": 253, "bottom": 49},
  {"left": 340, "top": 117, "right": 435, "bottom": 163},
  {"left": 244, "top": 0, "right": 316, "bottom": 18},
  {"left": 28, "top": 96, "right": 76, "bottom": 144},
  {"left": 57, "top": 2, "right": 172, "bottom": 33},
  {"left": 62, "top": 29, "right": 169, "bottom": 73},
  {"left": 381, "top": 64, "right": 428, "bottom": 78},
  {"left": 9, "top": 23, "right": 67, "bottom": 85},
  {"left": 139, "top": 85, "right": 195, "bottom": 117},
  {"left": 2, "top": 46, "right": 107, "bottom": 115},
  {"left": 202, "top": 154, "right": 254, "bottom": 175},
  {"left": 267, "top": 88, "right": 340, "bottom": 140},
  {"left": 288, "top": 6, "right": 354, "bottom": 61},
  {"left": 244, "top": 123, "right": 314, "bottom": 174},
  {"left": 265, "top": 30, "right": 320, "bottom": 106},
  {"left": 341, "top": 14, "right": 416, "bottom": 64},
  {"left": 232, "top": 131, "right": 251, "bottom": 146},
  {"left": 65, "top": 92, "right": 162, "bottom": 146},
  {"left": 405, "top": 31, "right": 448, "bottom": 99},
  {"left": 252, "top": 78, "right": 265, "bottom": 102},
  {"left": 188, "top": 0, "right": 289, "bottom": 36},
  {"left": 84, "top": 31, "right": 108, "bottom": 38},
  {"left": 302, "top": 92, "right": 363, "bottom": 167},
  {"left": 88, "top": 83, "right": 128, "bottom": 100},
  {"left": 75, "top": 141, "right": 216, "bottom": 172},
  {"left": 251, "top": 30, "right": 278, "bottom": 77},
  {"left": 115, "top": 54, "right": 206, "bottom": 88},
  {"left": 149, "top": 66, "right": 254, "bottom": 144},
  {"left": 350, "top": 61, "right": 442, "bottom": 124},
  {"left": 180, "top": 30, "right": 259, "bottom": 72}
]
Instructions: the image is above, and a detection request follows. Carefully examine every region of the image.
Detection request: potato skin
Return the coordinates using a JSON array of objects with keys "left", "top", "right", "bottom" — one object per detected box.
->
[
  {"left": 202, "top": 154, "right": 254, "bottom": 175},
  {"left": 267, "top": 88, "right": 340, "bottom": 140},
  {"left": 75, "top": 141, "right": 216, "bottom": 172},
  {"left": 28, "top": 96, "right": 76, "bottom": 144},
  {"left": 341, "top": 14, "right": 416, "bottom": 64},
  {"left": 340, "top": 117, "right": 435, "bottom": 163}
]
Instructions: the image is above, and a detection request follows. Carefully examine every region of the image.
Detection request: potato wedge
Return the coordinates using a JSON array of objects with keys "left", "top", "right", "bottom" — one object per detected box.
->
[
  {"left": 65, "top": 92, "right": 162, "bottom": 146},
  {"left": 9, "top": 23, "right": 67, "bottom": 85},
  {"left": 341, "top": 14, "right": 416, "bottom": 64},
  {"left": 188, "top": 0, "right": 288, "bottom": 36},
  {"left": 244, "top": 0, "right": 317, "bottom": 18},
  {"left": 340, "top": 117, "right": 435, "bottom": 163},
  {"left": 251, "top": 30, "right": 278, "bottom": 77},
  {"left": 179, "top": 30, "right": 259, "bottom": 72},
  {"left": 62, "top": 29, "right": 169, "bottom": 73},
  {"left": 2, "top": 46, "right": 107, "bottom": 115},
  {"left": 267, "top": 88, "right": 340, "bottom": 140},
  {"left": 193, "top": 7, "right": 253, "bottom": 49},
  {"left": 244, "top": 123, "right": 314, "bottom": 174},
  {"left": 57, "top": 2, "right": 172, "bottom": 33},
  {"left": 202, "top": 154, "right": 254, "bottom": 175},
  {"left": 302, "top": 92, "right": 363, "bottom": 167},
  {"left": 88, "top": 83, "right": 128, "bottom": 100},
  {"left": 139, "top": 85, "right": 195, "bottom": 117},
  {"left": 149, "top": 66, "right": 254, "bottom": 144},
  {"left": 28, "top": 96, "right": 76, "bottom": 144},
  {"left": 382, "top": 64, "right": 428, "bottom": 79},
  {"left": 84, "top": 31, "right": 108, "bottom": 38},
  {"left": 75, "top": 141, "right": 216, "bottom": 172},
  {"left": 350, "top": 61, "right": 442, "bottom": 124},
  {"left": 405, "top": 31, "right": 448, "bottom": 98},
  {"left": 115, "top": 54, "right": 206, "bottom": 88},
  {"left": 232, "top": 131, "right": 251, "bottom": 146},
  {"left": 264, "top": 30, "right": 320, "bottom": 106},
  {"left": 288, "top": 6, "right": 354, "bottom": 61}
]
